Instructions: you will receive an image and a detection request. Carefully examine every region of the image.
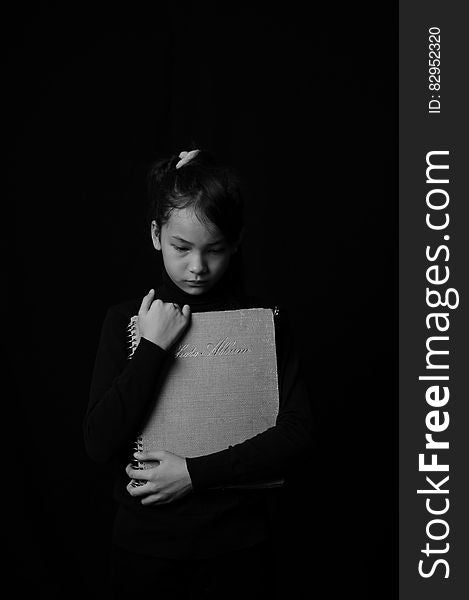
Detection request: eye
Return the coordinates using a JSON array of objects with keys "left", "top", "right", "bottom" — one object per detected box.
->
[
  {"left": 172, "top": 245, "right": 189, "bottom": 253},
  {"left": 209, "top": 247, "right": 226, "bottom": 254}
]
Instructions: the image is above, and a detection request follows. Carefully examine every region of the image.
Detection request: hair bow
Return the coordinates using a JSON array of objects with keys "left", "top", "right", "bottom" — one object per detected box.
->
[{"left": 175, "top": 149, "right": 200, "bottom": 169}]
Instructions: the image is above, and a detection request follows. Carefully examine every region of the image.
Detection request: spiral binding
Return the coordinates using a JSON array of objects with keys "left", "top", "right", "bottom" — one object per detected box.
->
[
  {"left": 130, "top": 435, "right": 145, "bottom": 488},
  {"left": 127, "top": 315, "right": 145, "bottom": 487},
  {"left": 127, "top": 315, "right": 140, "bottom": 359}
]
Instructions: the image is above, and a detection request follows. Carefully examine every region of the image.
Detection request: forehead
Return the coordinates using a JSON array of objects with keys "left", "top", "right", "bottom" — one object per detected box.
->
[{"left": 163, "top": 208, "right": 223, "bottom": 244}]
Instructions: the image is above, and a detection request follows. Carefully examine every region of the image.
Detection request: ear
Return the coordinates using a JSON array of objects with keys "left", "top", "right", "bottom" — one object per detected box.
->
[{"left": 151, "top": 220, "right": 162, "bottom": 251}]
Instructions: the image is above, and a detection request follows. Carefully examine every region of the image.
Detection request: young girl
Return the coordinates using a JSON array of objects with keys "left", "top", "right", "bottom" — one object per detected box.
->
[{"left": 84, "top": 149, "right": 313, "bottom": 598}]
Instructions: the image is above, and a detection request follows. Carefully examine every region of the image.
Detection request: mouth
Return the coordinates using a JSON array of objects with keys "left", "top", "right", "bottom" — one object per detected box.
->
[{"left": 185, "top": 280, "right": 208, "bottom": 286}]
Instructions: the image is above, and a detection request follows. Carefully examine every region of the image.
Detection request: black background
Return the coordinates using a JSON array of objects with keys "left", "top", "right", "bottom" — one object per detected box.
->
[{"left": 9, "top": 2, "right": 397, "bottom": 598}]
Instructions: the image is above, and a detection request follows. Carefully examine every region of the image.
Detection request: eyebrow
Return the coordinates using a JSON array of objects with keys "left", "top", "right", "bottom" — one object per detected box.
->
[{"left": 171, "top": 235, "right": 225, "bottom": 246}]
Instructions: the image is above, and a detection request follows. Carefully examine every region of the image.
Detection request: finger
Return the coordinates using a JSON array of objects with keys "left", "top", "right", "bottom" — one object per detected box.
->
[
  {"left": 125, "top": 463, "right": 152, "bottom": 480},
  {"left": 139, "top": 289, "right": 155, "bottom": 313},
  {"left": 182, "top": 304, "right": 191, "bottom": 318},
  {"left": 134, "top": 450, "right": 167, "bottom": 462},
  {"left": 127, "top": 480, "right": 155, "bottom": 497},
  {"left": 128, "top": 479, "right": 145, "bottom": 490},
  {"left": 141, "top": 493, "right": 167, "bottom": 506}
]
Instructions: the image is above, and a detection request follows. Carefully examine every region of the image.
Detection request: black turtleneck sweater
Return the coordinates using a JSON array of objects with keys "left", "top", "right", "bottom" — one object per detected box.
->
[{"left": 84, "top": 269, "right": 313, "bottom": 559}]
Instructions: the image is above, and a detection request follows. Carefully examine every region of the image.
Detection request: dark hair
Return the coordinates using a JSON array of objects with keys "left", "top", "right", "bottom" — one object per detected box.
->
[{"left": 146, "top": 149, "right": 244, "bottom": 245}]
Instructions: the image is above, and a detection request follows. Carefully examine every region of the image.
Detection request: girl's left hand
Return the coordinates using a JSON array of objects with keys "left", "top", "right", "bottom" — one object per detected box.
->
[{"left": 125, "top": 450, "right": 193, "bottom": 505}]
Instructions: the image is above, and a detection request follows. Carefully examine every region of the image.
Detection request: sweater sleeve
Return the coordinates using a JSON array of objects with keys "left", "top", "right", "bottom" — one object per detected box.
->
[
  {"left": 83, "top": 304, "right": 168, "bottom": 463},
  {"left": 186, "top": 311, "right": 313, "bottom": 489}
]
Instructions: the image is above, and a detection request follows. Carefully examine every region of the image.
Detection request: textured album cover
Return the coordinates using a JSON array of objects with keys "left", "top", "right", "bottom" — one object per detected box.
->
[{"left": 128, "top": 308, "right": 280, "bottom": 461}]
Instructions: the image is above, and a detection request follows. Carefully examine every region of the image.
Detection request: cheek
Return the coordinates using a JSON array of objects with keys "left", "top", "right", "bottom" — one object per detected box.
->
[
  {"left": 163, "top": 251, "right": 184, "bottom": 270},
  {"left": 212, "top": 253, "right": 231, "bottom": 271}
]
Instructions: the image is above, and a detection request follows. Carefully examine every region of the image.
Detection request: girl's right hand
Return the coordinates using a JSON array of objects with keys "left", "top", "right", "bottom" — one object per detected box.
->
[{"left": 138, "top": 290, "right": 191, "bottom": 350}]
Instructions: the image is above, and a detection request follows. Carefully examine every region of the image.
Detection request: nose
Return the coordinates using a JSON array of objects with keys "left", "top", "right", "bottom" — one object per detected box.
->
[{"left": 189, "top": 252, "right": 208, "bottom": 276}]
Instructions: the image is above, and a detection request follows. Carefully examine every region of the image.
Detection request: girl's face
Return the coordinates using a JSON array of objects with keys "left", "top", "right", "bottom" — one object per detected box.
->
[{"left": 151, "top": 207, "right": 237, "bottom": 296}]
